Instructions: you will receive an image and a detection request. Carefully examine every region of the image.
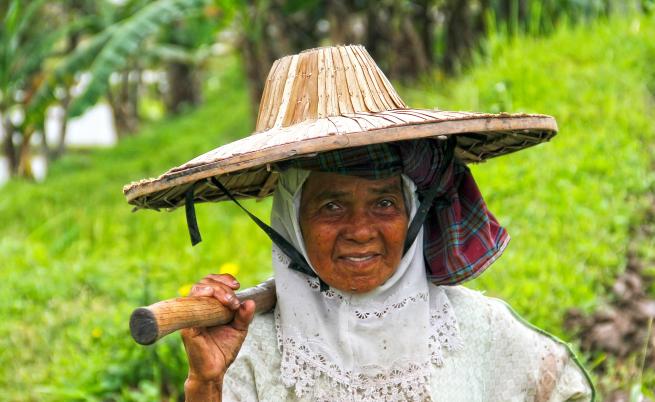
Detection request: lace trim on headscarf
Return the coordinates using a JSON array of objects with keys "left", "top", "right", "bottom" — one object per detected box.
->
[
  {"left": 274, "top": 285, "right": 463, "bottom": 401},
  {"left": 305, "top": 276, "right": 429, "bottom": 320}
]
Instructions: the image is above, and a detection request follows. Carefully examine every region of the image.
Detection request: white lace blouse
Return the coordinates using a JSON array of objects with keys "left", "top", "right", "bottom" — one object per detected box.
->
[{"left": 223, "top": 286, "right": 593, "bottom": 402}]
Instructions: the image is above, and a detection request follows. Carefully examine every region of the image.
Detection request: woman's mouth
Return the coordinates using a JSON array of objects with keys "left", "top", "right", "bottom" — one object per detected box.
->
[
  {"left": 344, "top": 255, "right": 375, "bottom": 262},
  {"left": 338, "top": 253, "right": 381, "bottom": 265}
]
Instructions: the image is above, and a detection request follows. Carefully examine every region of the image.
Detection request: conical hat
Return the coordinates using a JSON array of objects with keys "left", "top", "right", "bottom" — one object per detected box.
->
[{"left": 124, "top": 45, "right": 556, "bottom": 210}]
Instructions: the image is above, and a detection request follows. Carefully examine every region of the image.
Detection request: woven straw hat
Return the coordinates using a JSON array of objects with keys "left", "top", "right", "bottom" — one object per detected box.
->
[{"left": 124, "top": 45, "right": 557, "bottom": 210}]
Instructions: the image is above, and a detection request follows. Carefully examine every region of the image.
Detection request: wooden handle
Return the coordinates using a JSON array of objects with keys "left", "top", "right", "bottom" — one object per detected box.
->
[{"left": 130, "top": 278, "right": 276, "bottom": 345}]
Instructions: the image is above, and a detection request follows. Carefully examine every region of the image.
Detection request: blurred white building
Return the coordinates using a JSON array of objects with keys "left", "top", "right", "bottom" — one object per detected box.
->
[{"left": 0, "top": 103, "right": 116, "bottom": 185}]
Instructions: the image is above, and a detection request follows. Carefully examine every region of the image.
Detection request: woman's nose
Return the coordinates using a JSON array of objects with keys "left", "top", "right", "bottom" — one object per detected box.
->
[{"left": 342, "top": 209, "right": 377, "bottom": 243}]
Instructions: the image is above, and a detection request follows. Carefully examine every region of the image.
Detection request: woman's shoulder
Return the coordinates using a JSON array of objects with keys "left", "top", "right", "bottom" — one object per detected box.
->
[
  {"left": 240, "top": 309, "right": 279, "bottom": 358},
  {"left": 443, "top": 284, "right": 514, "bottom": 314},
  {"left": 442, "top": 286, "right": 594, "bottom": 401},
  {"left": 443, "top": 285, "right": 573, "bottom": 357},
  {"left": 442, "top": 285, "right": 519, "bottom": 333},
  {"left": 444, "top": 285, "right": 551, "bottom": 335}
]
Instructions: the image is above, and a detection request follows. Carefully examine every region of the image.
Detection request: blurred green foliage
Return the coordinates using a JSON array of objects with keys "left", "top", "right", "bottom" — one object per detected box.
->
[
  {"left": 1, "top": 57, "right": 271, "bottom": 401},
  {"left": 1, "top": 13, "right": 655, "bottom": 401},
  {"left": 405, "top": 13, "right": 655, "bottom": 330}
]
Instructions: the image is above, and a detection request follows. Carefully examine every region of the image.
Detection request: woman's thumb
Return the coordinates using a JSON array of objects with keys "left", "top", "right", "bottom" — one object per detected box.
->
[{"left": 231, "top": 300, "right": 256, "bottom": 331}]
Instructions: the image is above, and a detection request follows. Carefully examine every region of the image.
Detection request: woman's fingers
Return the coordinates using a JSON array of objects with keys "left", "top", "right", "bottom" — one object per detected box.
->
[
  {"left": 181, "top": 325, "right": 204, "bottom": 340},
  {"left": 188, "top": 285, "right": 214, "bottom": 297},
  {"left": 205, "top": 273, "right": 240, "bottom": 289},
  {"left": 186, "top": 275, "right": 254, "bottom": 330},
  {"left": 190, "top": 277, "right": 240, "bottom": 311},
  {"left": 231, "top": 300, "right": 256, "bottom": 331}
]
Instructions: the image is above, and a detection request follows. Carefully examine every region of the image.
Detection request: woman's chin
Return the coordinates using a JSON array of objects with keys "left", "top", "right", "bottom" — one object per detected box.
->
[
  {"left": 330, "top": 280, "right": 378, "bottom": 294},
  {"left": 324, "top": 258, "right": 395, "bottom": 293}
]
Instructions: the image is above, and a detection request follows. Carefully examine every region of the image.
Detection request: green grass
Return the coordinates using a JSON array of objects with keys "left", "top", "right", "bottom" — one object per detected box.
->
[
  {"left": 2, "top": 15, "right": 655, "bottom": 400},
  {"left": 405, "top": 16, "right": 655, "bottom": 325},
  {"left": 0, "top": 58, "right": 274, "bottom": 401}
]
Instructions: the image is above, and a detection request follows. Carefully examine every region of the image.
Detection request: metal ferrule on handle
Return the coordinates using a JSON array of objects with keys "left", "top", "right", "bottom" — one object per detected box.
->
[{"left": 129, "top": 278, "right": 276, "bottom": 345}]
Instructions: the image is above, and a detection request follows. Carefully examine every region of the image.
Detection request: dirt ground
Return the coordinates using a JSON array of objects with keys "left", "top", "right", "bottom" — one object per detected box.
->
[{"left": 565, "top": 200, "right": 655, "bottom": 400}]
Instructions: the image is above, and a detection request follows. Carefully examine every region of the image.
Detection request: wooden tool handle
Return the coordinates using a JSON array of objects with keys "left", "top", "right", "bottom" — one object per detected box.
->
[{"left": 130, "top": 278, "right": 276, "bottom": 345}]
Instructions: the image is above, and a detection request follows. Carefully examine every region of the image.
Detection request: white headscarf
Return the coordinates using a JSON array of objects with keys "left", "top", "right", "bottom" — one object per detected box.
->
[{"left": 271, "top": 168, "right": 463, "bottom": 401}]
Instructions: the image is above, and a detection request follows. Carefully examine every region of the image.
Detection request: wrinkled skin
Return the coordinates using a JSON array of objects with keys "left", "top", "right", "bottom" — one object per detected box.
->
[
  {"left": 299, "top": 172, "right": 408, "bottom": 293},
  {"left": 182, "top": 173, "right": 408, "bottom": 399}
]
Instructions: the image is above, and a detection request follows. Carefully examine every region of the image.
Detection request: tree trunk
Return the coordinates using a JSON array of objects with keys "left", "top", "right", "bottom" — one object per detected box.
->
[
  {"left": 239, "top": 24, "right": 279, "bottom": 123},
  {"left": 108, "top": 70, "right": 140, "bottom": 138},
  {"left": 49, "top": 32, "right": 80, "bottom": 160},
  {"left": 443, "top": 0, "right": 475, "bottom": 74},
  {"left": 52, "top": 90, "right": 71, "bottom": 160},
  {"left": 17, "top": 126, "right": 34, "bottom": 179},
  {"left": 368, "top": 2, "right": 433, "bottom": 81},
  {"left": 128, "top": 67, "right": 140, "bottom": 126},
  {"left": 2, "top": 114, "right": 18, "bottom": 176},
  {"left": 165, "top": 61, "right": 202, "bottom": 115},
  {"left": 476, "top": 0, "right": 490, "bottom": 37},
  {"left": 40, "top": 120, "right": 50, "bottom": 160},
  {"left": 365, "top": 3, "right": 399, "bottom": 78},
  {"left": 496, "top": 0, "right": 529, "bottom": 34},
  {"left": 327, "top": 0, "right": 352, "bottom": 44},
  {"left": 400, "top": 15, "right": 431, "bottom": 76},
  {"left": 417, "top": 0, "right": 434, "bottom": 65}
]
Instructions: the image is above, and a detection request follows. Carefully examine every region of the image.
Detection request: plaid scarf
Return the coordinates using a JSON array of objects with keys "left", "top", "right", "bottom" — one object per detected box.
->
[{"left": 279, "top": 138, "right": 509, "bottom": 285}]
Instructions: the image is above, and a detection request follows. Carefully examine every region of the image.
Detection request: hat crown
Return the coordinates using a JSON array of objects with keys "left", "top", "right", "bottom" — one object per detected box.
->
[{"left": 255, "top": 45, "right": 407, "bottom": 132}]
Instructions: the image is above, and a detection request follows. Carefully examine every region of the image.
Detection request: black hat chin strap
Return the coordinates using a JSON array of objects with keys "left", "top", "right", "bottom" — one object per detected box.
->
[
  {"left": 185, "top": 182, "right": 202, "bottom": 246},
  {"left": 403, "top": 179, "right": 443, "bottom": 254},
  {"left": 183, "top": 177, "right": 329, "bottom": 291}
]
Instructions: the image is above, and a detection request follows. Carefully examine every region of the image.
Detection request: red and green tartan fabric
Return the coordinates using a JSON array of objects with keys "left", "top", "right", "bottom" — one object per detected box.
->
[{"left": 279, "top": 138, "right": 510, "bottom": 285}]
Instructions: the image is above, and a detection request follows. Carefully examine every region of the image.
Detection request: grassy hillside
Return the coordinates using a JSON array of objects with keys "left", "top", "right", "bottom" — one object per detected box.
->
[
  {"left": 1, "top": 15, "right": 654, "bottom": 400},
  {"left": 0, "top": 59, "right": 275, "bottom": 400},
  {"left": 404, "top": 16, "right": 655, "bottom": 328}
]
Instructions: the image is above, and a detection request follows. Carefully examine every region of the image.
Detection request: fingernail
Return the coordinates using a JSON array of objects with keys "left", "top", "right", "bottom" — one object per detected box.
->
[
  {"left": 232, "top": 280, "right": 239, "bottom": 286},
  {"left": 225, "top": 294, "right": 233, "bottom": 302}
]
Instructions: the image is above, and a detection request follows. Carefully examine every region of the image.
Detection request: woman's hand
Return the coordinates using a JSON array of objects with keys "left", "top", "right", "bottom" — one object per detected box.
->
[{"left": 181, "top": 274, "right": 256, "bottom": 389}]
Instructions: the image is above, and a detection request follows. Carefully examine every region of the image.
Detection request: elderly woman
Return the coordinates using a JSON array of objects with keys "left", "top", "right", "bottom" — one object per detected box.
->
[{"left": 124, "top": 45, "right": 594, "bottom": 401}]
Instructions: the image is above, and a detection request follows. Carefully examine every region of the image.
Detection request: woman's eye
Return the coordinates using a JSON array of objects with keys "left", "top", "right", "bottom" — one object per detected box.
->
[
  {"left": 377, "top": 199, "right": 394, "bottom": 208},
  {"left": 323, "top": 202, "right": 341, "bottom": 211}
]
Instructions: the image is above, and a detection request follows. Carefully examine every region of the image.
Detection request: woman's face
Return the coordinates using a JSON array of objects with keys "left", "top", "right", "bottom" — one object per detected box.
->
[{"left": 299, "top": 172, "right": 408, "bottom": 294}]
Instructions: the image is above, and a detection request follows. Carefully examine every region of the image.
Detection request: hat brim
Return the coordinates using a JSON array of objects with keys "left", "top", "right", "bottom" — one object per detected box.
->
[{"left": 123, "top": 109, "right": 557, "bottom": 210}]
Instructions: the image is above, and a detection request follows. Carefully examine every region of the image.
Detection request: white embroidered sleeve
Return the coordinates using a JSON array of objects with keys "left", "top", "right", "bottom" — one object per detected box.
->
[
  {"left": 547, "top": 359, "right": 594, "bottom": 402},
  {"left": 485, "top": 295, "right": 593, "bottom": 402},
  {"left": 222, "top": 354, "right": 258, "bottom": 402}
]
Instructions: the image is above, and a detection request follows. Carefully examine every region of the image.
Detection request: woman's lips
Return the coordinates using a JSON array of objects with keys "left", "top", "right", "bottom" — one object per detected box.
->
[
  {"left": 343, "top": 255, "right": 375, "bottom": 262},
  {"left": 338, "top": 253, "right": 381, "bottom": 265}
]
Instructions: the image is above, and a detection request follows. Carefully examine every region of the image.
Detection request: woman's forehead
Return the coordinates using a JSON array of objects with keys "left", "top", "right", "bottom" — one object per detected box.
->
[{"left": 302, "top": 172, "right": 403, "bottom": 201}]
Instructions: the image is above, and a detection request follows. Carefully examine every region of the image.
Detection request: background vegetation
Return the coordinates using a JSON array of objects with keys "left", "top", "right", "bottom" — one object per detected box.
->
[{"left": 1, "top": 0, "right": 654, "bottom": 400}]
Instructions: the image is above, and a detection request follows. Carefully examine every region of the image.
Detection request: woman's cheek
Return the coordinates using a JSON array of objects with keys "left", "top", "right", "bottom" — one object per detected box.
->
[{"left": 306, "top": 225, "right": 336, "bottom": 262}]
